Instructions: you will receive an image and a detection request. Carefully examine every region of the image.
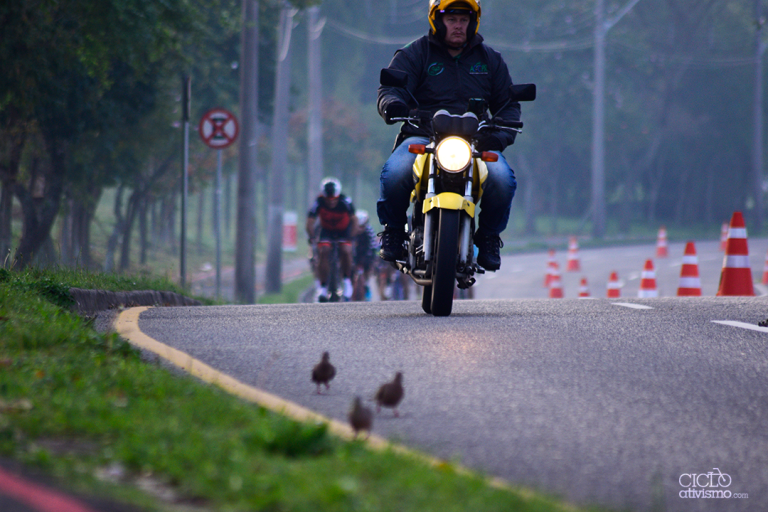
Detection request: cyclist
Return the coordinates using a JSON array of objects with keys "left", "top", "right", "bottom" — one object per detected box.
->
[
  {"left": 352, "top": 210, "right": 377, "bottom": 301},
  {"left": 306, "top": 178, "right": 358, "bottom": 302}
]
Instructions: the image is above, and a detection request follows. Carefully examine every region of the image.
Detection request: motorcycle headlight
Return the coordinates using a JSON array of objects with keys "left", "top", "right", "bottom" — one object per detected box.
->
[{"left": 435, "top": 136, "right": 472, "bottom": 173}]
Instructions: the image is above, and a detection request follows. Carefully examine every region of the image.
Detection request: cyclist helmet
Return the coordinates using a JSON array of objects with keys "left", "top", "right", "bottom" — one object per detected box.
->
[
  {"left": 355, "top": 210, "right": 369, "bottom": 225},
  {"left": 428, "top": 0, "right": 481, "bottom": 41},
  {"left": 321, "top": 177, "right": 342, "bottom": 198}
]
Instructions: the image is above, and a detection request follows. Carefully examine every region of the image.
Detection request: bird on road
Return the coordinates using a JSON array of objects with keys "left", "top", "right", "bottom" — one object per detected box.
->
[
  {"left": 375, "top": 371, "right": 404, "bottom": 417},
  {"left": 349, "top": 396, "right": 373, "bottom": 439},
  {"left": 311, "top": 351, "right": 336, "bottom": 394}
]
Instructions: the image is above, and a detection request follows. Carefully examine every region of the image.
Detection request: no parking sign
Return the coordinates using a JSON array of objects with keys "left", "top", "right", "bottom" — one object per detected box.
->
[{"left": 198, "top": 108, "right": 239, "bottom": 149}]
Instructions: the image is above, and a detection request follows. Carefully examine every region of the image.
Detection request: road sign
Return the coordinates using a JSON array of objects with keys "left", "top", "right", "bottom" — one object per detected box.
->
[
  {"left": 282, "top": 211, "right": 298, "bottom": 252},
  {"left": 199, "top": 108, "right": 239, "bottom": 149}
]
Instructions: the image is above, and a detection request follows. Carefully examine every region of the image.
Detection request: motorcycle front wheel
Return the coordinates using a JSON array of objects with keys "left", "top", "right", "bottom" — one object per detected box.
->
[{"left": 430, "top": 209, "right": 460, "bottom": 316}]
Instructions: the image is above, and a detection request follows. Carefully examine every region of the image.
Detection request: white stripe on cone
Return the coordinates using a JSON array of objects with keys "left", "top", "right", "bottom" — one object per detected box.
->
[
  {"left": 723, "top": 255, "right": 750, "bottom": 268},
  {"left": 678, "top": 277, "right": 702, "bottom": 288},
  {"left": 727, "top": 228, "right": 747, "bottom": 239}
]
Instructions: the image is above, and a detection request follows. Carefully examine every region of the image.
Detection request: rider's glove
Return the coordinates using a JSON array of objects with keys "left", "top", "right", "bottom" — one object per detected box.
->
[
  {"left": 384, "top": 102, "right": 410, "bottom": 124},
  {"left": 475, "top": 133, "right": 505, "bottom": 152}
]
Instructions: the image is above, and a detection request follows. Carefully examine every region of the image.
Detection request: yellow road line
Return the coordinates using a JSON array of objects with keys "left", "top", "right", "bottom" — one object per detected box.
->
[{"left": 114, "top": 306, "right": 575, "bottom": 511}]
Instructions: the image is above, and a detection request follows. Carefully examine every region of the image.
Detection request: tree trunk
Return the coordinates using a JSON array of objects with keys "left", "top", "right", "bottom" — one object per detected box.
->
[
  {"left": 307, "top": 6, "right": 325, "bottom": 206},
  {"left": 140, "top": 195, "right": 149, "bottom": 265},
  {"left": 76, "top": 183, "right": 101, "bottom": 269},
  {"left": 235, "top": 0, "right": 260, "bottom": 304},
  {"left": 59, "top": 196, "right": 73, "bottom": 265},
  {"left": 266, "top": 5, "right": 295, "bottom": 294},
  {"left": 197, "top": 186, "right": 205, "bottom": 255},
  {"left": 0, "top": 107, "right": 25, "bottom": 264},
  {"left": 0, "top": 181, "right": 13, "bottom": 266},
  {"left": 13, "top": 132, "right": 66, "bottom": 268},
  {"left": 119, "top": 186, "right": 142, "bottom": 272},
  {"left": 104, "top": 184, "right": 124, "bottom": 272}
]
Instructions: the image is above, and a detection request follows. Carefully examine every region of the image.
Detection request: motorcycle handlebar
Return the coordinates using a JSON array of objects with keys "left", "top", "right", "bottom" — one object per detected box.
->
[{"left": 391, "top": 114, "right": 524, "bottom": 133}]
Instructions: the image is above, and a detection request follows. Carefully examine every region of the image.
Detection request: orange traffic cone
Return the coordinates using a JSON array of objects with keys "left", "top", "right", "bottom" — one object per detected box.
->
[
  {"left": 720, "top": 222, "right": 728, "bottom": 251},
  {"left": 717, "top": 211, "right": 755, "bottom": 296},
  {"left": 656, "top": 226, "right": 668, "bottom": 257},
  {"left": 566, "top": 236, "right": 581, "bottom": 271},
  {"left": 606, "top": 271, "right": 621, "bottom": 298},
  {"left": 677, "top": 241, "right": 702, "bottom": 296},
  {"left": 638, "top": 259, "right": 658, "bottom": 298},
  {"left": 549, "top": 262, "right": 564, "bottom": 298},
  {"left": 578, "top": 277, "right": 591, "bottom": 298},
  {"left": 762, "top": 249, "right": 768, "bottom": 285},
  {"left": 544, "top": 249, "right": 556, "bottom": 287}
]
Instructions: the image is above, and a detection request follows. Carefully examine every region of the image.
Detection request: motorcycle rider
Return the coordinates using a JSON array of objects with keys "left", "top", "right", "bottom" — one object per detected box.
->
[
  {"left": 377, "top": 0, "right": 521, "bottom": 271},
  {"left": 306, "top": 178, "right": 358, "bottom": 302}
]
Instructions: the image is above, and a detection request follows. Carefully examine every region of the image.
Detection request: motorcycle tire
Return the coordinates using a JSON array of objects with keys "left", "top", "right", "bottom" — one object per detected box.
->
[{"left": 430, "top": 209, "right": 460, "bottom": 316}]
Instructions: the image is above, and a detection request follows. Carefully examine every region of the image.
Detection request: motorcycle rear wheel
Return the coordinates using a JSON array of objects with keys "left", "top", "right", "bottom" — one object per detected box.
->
[{"left": 430, "top": 209, "right": 460, "bottom": 316}]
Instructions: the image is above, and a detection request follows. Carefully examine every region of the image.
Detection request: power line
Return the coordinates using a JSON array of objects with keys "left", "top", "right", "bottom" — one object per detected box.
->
[
  {"left": 326, "top": 19, "right": 594, "bottom": 52},
  {"left": 326, "top": 18, "right": 763, "bottom": 65},
  {"left": 612, "top": 40, "right": 759, "bottom": 69},
  {"left": 325, "top": 19, "right": 418, "bottom": 45}
]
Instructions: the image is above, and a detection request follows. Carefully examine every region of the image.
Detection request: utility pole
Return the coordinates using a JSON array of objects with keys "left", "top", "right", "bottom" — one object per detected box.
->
[
  {"left": 180, "top": 75, "right": 191, "bottom": 288},
  {"left": 753, "top": 0, "right": 766, "bottom": 231},
  {"left": 591, "top": 0, "right": 643, "bottom": 238},
  {"left": 235, "top": 0, "right": 259, "bottom": 304},
  {"left": 307, "top": 6, "right": 325, "bottom": 205},
  {"left": 591, "top": 0, "right": 606, "bottom": 238},
  {"left": 266, "top": 6, "right": 296, "bottom": 293}
]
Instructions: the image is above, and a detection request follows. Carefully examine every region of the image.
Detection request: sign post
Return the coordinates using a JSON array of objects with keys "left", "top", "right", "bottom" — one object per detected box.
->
[{"left": 199, "top": 108, "right": 239, "bottom": 299}]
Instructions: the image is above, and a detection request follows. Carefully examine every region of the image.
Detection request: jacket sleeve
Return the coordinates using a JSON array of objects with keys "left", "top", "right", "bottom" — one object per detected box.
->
[
  {"left": 377, "top": 40, "right": 424, "bottom": 121},
  {"left": 486, "top": 47, "right": 521, "bottom": 149}
]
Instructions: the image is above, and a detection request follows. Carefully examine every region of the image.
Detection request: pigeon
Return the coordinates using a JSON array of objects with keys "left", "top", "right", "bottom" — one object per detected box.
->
[
  {"left": 348, "top": 396, "right": 373, "bottom": 439},
  {"left": 311, "top": 351, "right": 336, "bottom": 394},
  {"left": 375, "top": 371, "right": 404, "bottom": 417}
]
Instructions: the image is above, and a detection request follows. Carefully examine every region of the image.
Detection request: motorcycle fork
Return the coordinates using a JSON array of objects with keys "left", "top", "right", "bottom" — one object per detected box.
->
[
  {"left": 422, "top": 158, "right": 438, "bottom": 267},
  {"left": 458, "top": 162, "right": 475, "bottom": 267}
]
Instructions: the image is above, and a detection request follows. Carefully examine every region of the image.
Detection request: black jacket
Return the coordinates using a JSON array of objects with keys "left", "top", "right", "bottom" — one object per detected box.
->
[{"left": 377, "top": 32, "right": 521, "bottom": 150}]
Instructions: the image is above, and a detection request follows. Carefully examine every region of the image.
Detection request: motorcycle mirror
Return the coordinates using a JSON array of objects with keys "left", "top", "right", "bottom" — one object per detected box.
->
[
  {"left": 509, "top": 83, "right": 536, "bottom": 102},
  {"left": 380, "top": 68, "right": 409, "bottom": 88}
]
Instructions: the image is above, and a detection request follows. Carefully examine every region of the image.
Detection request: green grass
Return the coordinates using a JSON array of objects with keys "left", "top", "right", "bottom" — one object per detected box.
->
[{"left": 0, "top": 267, "right": 590, "bottom": 512}]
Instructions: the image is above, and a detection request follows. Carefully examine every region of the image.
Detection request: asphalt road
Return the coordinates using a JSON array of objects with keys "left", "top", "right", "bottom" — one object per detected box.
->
[{"left": 136, "top": 295, "right": 768, "bottom": 512}]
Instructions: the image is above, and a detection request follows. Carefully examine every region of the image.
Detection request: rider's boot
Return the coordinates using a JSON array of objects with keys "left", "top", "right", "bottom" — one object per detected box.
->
[
  {"left": 474, "top": 230, "right": 504, "bottom": 271},
  {"left": 379, "top": 225, "right": 407, "bottom": 262}
]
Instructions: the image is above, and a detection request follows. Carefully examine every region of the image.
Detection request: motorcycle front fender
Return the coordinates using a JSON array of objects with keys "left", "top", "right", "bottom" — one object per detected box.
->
[{"left": 422, "top": 192, "right": 476, "bottom": 217}]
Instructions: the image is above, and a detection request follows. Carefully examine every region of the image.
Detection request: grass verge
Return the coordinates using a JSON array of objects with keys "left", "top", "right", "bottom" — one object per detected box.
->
[{"left": 0, "top": 267, "right": 590, "bottom": 512}]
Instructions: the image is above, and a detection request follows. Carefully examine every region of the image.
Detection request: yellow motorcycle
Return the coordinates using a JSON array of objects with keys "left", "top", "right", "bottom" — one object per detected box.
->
[{"left": 380, "top": 68, "right": 535, "bottom": 316}]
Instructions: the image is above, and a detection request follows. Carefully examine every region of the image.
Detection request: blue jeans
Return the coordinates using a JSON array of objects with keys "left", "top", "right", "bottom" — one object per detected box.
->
[{"left": 377, "top": 136, "right": 517, "bottom": 236}]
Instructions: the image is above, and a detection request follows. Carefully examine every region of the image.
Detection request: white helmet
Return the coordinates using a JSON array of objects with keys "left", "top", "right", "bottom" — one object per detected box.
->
[
  {"left": 321, "top": 177, "right": 342, "bottom": 197},
  {"left": 355, "top": 210, "right": 369, "bottom": 225}
]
